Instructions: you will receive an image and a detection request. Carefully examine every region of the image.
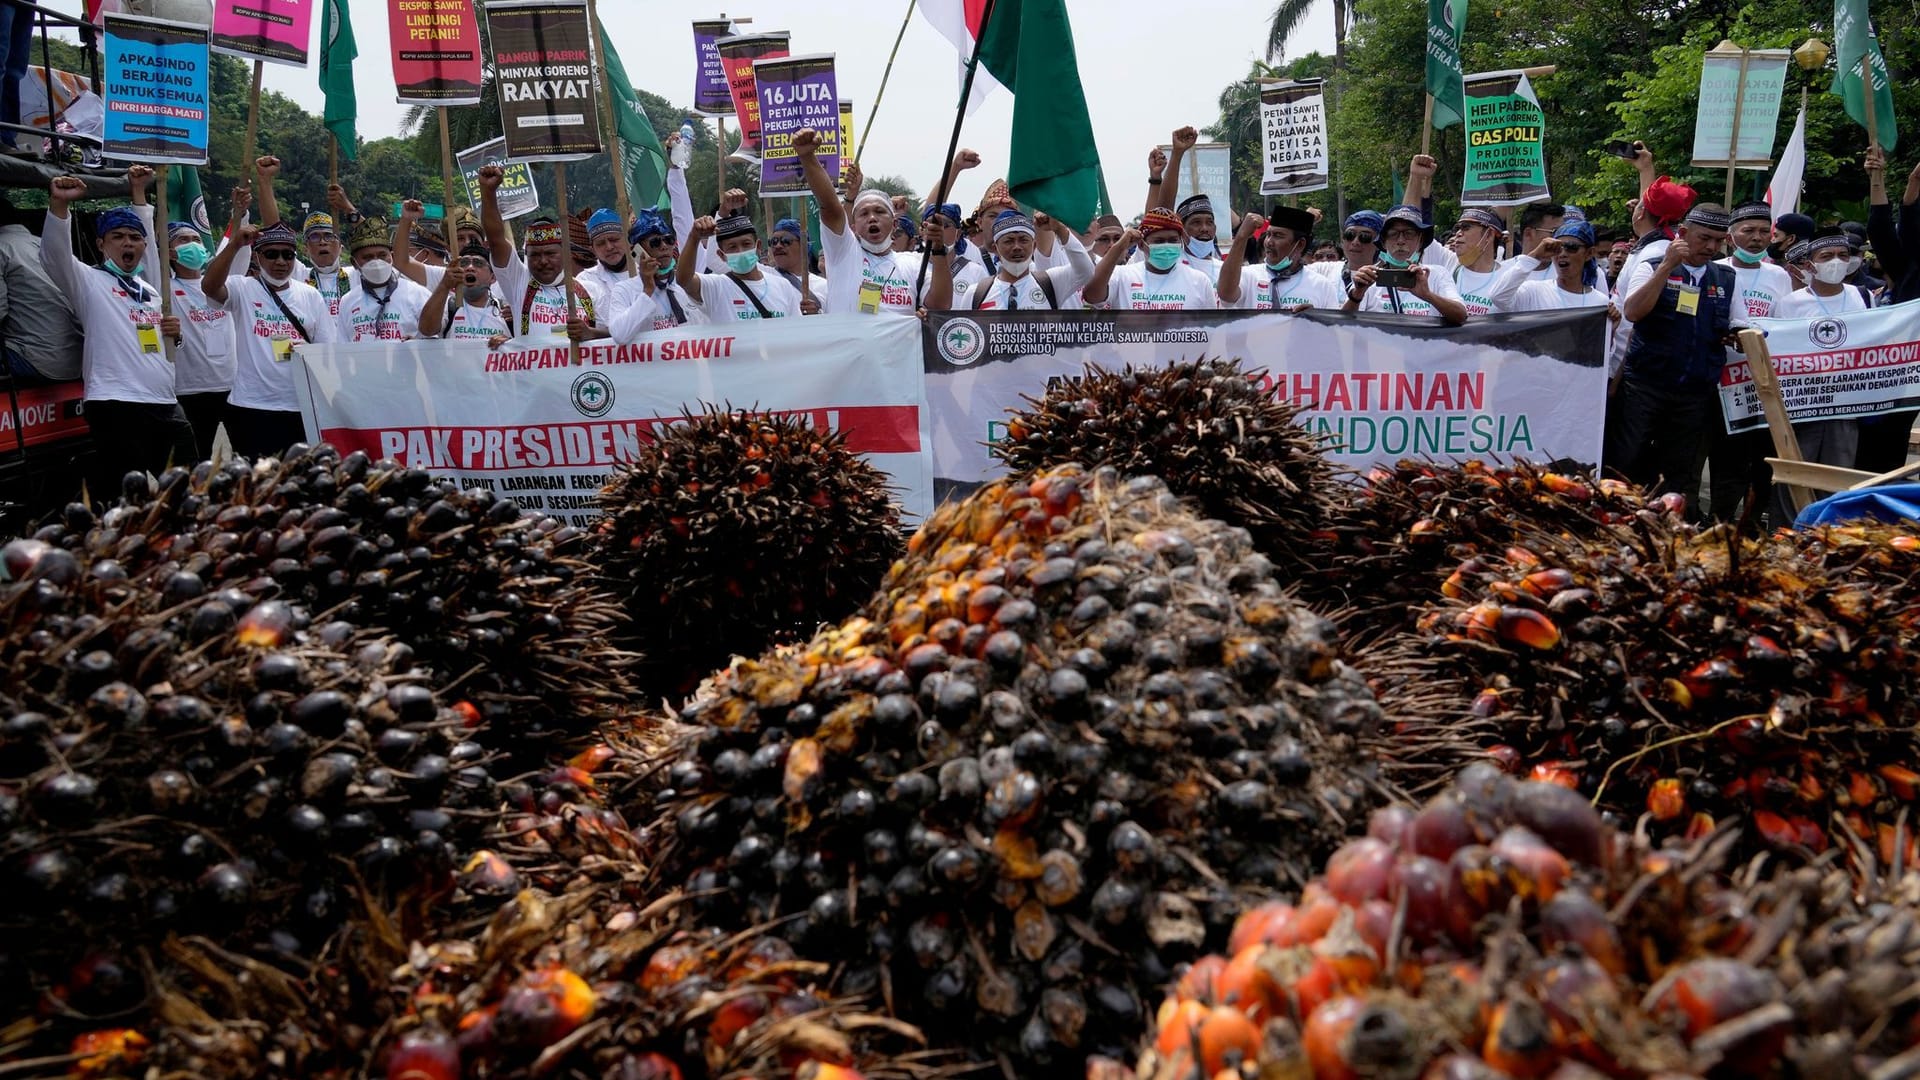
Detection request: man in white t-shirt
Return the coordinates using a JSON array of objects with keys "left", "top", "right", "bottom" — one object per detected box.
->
[
  {"left": 1768, "top": 228, "right": 1872, "bottom": 517},
  {"left": 797, "top": 127, "right": 952, "bottom": 315},
  {"left": 1705, "top": 200, "right": 1797, "bottom": 523},
  {"left": 1341, "top": 206, "right": 1469, "bottom": 324},
  {"left": 1217, "top": 205, "right": 1346, "bottom": 311},
  {"left": 577, "top": 207, "right": 640, "bottom": 321},
  {"left": 767, "top": 216, "right": 827, "bottom": 313},
  {"left": 1489, "top": 222, "right": 1616, "bottom": 346},
  {"left": 41, "top": 168, "right": 194, "bottom": 489},
  {"left": 1448, "top": 207, "right": 1510, "bottom": 315},
  {"left": 1081, "top": 208, "right": 1217, "bottom": 310},
  {"left": 953, "top": 209, "right": 1092, "bottom": 310},
  {"left": 923, "top": 202, "right": 990, "bottom": 297},
  {"left": 418, "top": 241, "right": 512, "bottom": 346},
  {"left": 203, "top": 218, "right": 337, "bottom": 459},
  {"left": 476, "top": 165, "right": 600, "bottom": 342},
  {"left": 336, "top": 216, "right": 430, "bottom": 343},
  {"left": 158, "top": 215, "right": 240, "bottom": 461},
  {"left": 676, "top": 212, "right": 803, "bottom": 322}
]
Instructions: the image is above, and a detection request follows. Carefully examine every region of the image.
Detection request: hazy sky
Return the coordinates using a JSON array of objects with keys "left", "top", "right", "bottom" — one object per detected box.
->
[{"left": 49, "top": 0, "right": 1338, "bottom": 211}]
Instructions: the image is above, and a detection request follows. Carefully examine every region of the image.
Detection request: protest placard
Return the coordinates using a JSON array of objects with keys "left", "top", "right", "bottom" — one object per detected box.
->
[
  {"left": 756, "top": 54, "right": 838, "bottom": 194},
  {"left": 716, "top": 32, "right": 789, "bottom": 161},
  {"left": 1720, "top": 302, "right": 1920, "bottom": 431},
  {"left": 1462, "top": 71, "right": 1548, "bottom": 205},
  {"left": 211, "top": 0, "right": 311, "bottom": 67},
  {"left": 1259, "top": 80, "right": 1327, "bottom": 196},
  {"left": 1158, "top": 142, "right": 1232, "bottom": 226},
  {"left": 485, "top": 0, "right": 601, "bottom": 160},
  {"left": 102, "top": 13, "right": 210, "bottom": 165},
  {"left": 389, "top": 0, "right": 483, "bottom": 104},
  {"left": 691, "top": 19, "right": 734, "bottom": 115},
  {"left": 458, "top": 136, "right": 541, "bottom": 220},
  {"left": 1691, "top": 47, "right": 1790, "bottom": 167}
]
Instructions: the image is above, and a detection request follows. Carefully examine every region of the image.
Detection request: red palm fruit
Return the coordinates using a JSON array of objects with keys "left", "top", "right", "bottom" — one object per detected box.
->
[
  {"left": 1290, "top": 953, "right": 1342, "bottom": 1021},
  {"left": 1154, "top": 999, "right": 1208, "bottom": 1059},
  {"left": 1649, "top": 960, "right": 1789, "bottom": 1072},
  {"left": 1368, "top": 805, "right": 1414, "bottom": 848},
  {"left": 1512, "top": 781, "right": 1608, "bottom": 868},
  {"left": 1647, "top": 778, "right": 1686, "bottom": 821},
  {"left": 494, "top": 967, "right": 595, "bottom": 1050},
  {"left": 1505, "top": 545, "right": 1544, "bottom": 568},
  {"left": 1529, "top": 762, "right": 1580, "bottom": 789},
  {"left": 1539, "top": 890, "right": 1627, "bottom": 976},
  {"left": 707, "top": 990, "right": 769, "bottom": 1050},
  {"left": 1445, "top": 845, "right": 1512, "bottom": 945},
  {"left": 1196, "top": 1005, "right": 1262, "bottom": 1075},
  {"left": 1496, "top": 606, "right": 1561, "bottom": 650},
  {"left": 1880, "top": 764, "right": 1920, "bottom": 801},
  {"left": 1681, "top": 658, "right": 1739, "bottom": 702},
  {"left": 1520, "top": 568, "right": 1574, "bottom": 598},
  {"left": 796, "top": 1064, "right": 865, "bottom": 1080},
  {"left": 1423, "top": 1053, "right": 1507, "bottom": 1079},
  {"left": 72, "top": 1030, "right": 150, "bottom": 1079},
  {"left": 615, "top": 1053, "right": 684, "bottom": 1080},
  {"left": 1407, "top": 797, "right": 1477, "bottom": 861},
  {"left": 1486, "top": 744, "right": 1523, "bottom": 773},
  {"left": 1176, "top": 955, "right": 1229, "bottom": 1003},
  {"left": 1685, "top": 812, "right": 1717, "bottom": 842},
  {"left": 1324, "top": 837, "right": 1396, "bottom": 905},
  {"left": 1482, "top": 997, "right": 1558, "bottom": 1078},
  {"left": 385, "top": 1030, "right": 460, "bottom": 1080},
  {"left": 1218, "top": 945, "right": 1282, "bottom": 1022},
  {"left": 1847, "top": 771, "right": 1879, "bottom": 808},
  {"left": 1752, "top": 810, "right": 1799, "bottom": 849},
  {"left": 1390, "top": 855, "right": 1452, "bottom": 948},
  {"left": 1536, "top": 955, "right": 1620, "bottom": 1060},
  {"left": 1276, "top": 891, "right": 1342, "bottom": 948},
  {"left": 1791, "top": 816, "right": 1827, "bottom": 852},
  {"left": 1302, "top": 994, "right": 1367, "bottom": 1080},
  {"left": 1229, "top": 901, "right": 1295, "bottom": 955},
  {"left": 1461, "top": 602, "right": 1501, "bottom": 643},
  {"left": 1492, "top": 826, "right": 1571, "bottom": 902},
  {"left": 1470, "top": 688, "right": 1504, "bottom": 718}
]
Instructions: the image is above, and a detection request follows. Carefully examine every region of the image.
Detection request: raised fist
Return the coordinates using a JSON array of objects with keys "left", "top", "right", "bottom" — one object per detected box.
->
[
  {"left": 401, "top": 198, "right": 425, "bottom": 222},
  {"left": 476, "top": 165, "right": 504, "bottom": 192},
  {"left": 49, "top": 176, "right": 86, "bottom": 203},
  {"left": 690, "top": 215, "right": 717, "bottom": 240},
  {"left": 1171, "top": 127, "right": 1198, "bottom": 152},
  {"left": 235, "top": 223, "right": 261, "bottom": 246},
  {"left": 952, "top": 148, "right": 981, "bottom": 171},
  {"left": 126, "top": 164, "right": 153, "bottom": 190},
  {"left": 792, "top": 128, "right": 822, "bottom": 157},
  {"left": 256, "top": 155, "right": 281, "bottom": 178}
]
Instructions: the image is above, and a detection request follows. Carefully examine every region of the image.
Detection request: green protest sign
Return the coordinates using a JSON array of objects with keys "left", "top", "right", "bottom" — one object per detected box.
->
[{"left": 1461, "top": 71, "right": 1547, "bottom": 206}]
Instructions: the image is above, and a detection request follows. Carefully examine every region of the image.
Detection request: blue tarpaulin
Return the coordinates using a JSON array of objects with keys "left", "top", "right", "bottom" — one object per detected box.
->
[{"left": 1795, "top": 484, "right": 1920, "bottom": 527}]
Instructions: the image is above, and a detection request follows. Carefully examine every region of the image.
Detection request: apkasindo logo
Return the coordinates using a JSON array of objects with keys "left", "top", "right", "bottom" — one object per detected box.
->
[
  {"left": 570, "top": 370, "right": 616, "bottom": 418},
  {"left": 938, "top": 317, "right": 987, "bottom": 366},
  {"left": 1809, "top": 316, "right": 1848, "bottom": 350}
]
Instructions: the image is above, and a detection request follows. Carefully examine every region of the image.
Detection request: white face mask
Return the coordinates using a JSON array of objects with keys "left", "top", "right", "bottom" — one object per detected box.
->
[
  {"left": 1186, "top": 237, "right": 1216, "bottom": 259},
  {"left": 1814, "top": 259, "right": 1851, "bottom": 285},
  {"left": 997, "top": 257, "right": 1031, "bottom": 279},
  {"left": 261, "top": 268, "right": 294, "bottom": 287},
  {"left": 1847, "top": 255, "right": 1864, "bottom": 276},
  {"left": 859, "top": 237, "right": 895, "bottom": 256},
  {"left": 359, "top": 259, "right": 395, "bottom": 286}
]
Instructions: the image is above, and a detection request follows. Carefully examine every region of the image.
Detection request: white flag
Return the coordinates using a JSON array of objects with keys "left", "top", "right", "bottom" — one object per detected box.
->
[{"left": 1766, "top": 106, "right": 1805, "bottom": 219}]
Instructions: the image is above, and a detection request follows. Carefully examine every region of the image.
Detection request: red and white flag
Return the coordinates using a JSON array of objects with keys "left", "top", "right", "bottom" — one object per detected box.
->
[
  {"left": 922, "top": 0, "right": 1001, "bottom": 114},
  {"left": 1766, "top": 105, "right": 1806, "bottom": 220}
]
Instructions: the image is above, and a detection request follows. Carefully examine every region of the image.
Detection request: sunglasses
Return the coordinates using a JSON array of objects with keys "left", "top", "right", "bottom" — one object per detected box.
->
[
  {"left": 1343, "top": 230, "right": 1377, "bottom": 243},
  {"left": 457, "top": 256, "right": 488, "bottom": 268},
  {"left": 767, "top": 236, "right": 797, "bottom": 247},
  {"left": 1557, "top": 244, "right": 1589, "bottom": 254},
  {"left": 256, "top": 247, "right": 297, "bottom": 261}
]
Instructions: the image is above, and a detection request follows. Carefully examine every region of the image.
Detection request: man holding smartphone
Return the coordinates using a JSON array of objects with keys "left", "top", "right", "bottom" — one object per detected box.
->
[{"left": 1341, "top": 206, "right": 1468, "bottom": 325}]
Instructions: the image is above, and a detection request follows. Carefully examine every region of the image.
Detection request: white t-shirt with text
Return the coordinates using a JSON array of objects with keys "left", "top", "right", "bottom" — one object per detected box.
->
[{"left": 224, "top": 276, "right": 338, "bottom": 411}]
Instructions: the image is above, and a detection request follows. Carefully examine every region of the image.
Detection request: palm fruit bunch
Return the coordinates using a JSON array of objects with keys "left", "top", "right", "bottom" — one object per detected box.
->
[
  {"left": 1112, "top": 768, "right": 1920, "bottom": 1080},
  {"left": 595, "top": 407, "right": 904, "bottom": 698},
  {"left": 1368, "top": 521, "right": 1920, "bottom": 858},
  {"left": 1306, "top": 459, "right": 1679, "bottom": 644},
  {"left": 651, "top": 464, "right": 1391, "bottom": 1071},
  {"left": 129, "top": 884, "right": 952, "bottom": 1080},
  {"left": 19, "top": 445, "right": 635, "bottom": 751},
  {"left": 0, "top": 540, "right": 498, "bottom": 1038},
  {"left": 990, "top": 359, "right": 1338, "bottom": 569}
]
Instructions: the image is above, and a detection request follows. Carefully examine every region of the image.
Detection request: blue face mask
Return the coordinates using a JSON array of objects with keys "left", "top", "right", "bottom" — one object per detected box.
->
[
  {"left": 1732, "top": 246, "right": 1765, "bottom": 265},
  {"left": 655, "top": 256, "right": 677, "bottom": 276},
  {"left": 1146, "top": 243, "right": 1183, "bottom": 270},
  {"left": 1265, "top": 256, "right": 1294, "bottom": 274},
  {"left": 173, "top": 242, "right": 210, "bottom": 271},
  {"left": 725, "top": 250, "right": 759, "bottom": 274},
  {"left": 1378, "top": 248, "right": 1412, "bottom": 269}
]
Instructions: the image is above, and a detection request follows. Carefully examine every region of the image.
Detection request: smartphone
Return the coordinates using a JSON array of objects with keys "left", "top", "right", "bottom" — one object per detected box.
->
[
  {"left": 1375, "top": 266, "right": 1418, "bottom": 289},
  {"left": 1604, "top": 140, "right": 1640, "bottom": 161}
]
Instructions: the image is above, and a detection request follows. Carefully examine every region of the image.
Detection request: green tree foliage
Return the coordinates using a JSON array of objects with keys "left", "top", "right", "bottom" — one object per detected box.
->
[{"left": 1226, "top": 0, "right": 1917, "bottom": 238}]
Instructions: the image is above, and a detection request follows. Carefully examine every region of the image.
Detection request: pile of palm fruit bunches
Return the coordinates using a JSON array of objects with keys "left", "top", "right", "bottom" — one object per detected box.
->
[{"left": 3, "top": 359, "right": 1918, "bottom": 1080}]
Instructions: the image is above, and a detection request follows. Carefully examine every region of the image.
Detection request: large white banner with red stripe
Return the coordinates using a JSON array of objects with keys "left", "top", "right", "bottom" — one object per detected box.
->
[
  {"left": 1720, "top": 300, "right": 1920, "bottom": 433},
  {"left": 290, "top": 316, "right": 932, "bottom": 525}
]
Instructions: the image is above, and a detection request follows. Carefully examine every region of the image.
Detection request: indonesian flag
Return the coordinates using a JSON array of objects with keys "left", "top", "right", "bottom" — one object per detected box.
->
[
  {"left": 1766, "top": 105, "right": 1806, "bottom": 220},
  {"left": 918, "top": 0, "right": 1103, "bottom": 227},
  {"left": 923, "top": 0, "right": 1001, "bottom": 115}
]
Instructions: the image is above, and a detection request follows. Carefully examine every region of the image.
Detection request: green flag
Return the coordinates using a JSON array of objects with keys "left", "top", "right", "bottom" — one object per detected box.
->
[
  {"left": 1095, "top": 166, "right": 1112, "bottom": 219},
  {"left": 1831, "top": 0, "right": 1898, "bottom": 151},
  {"left": 597, "top": 19, "right": 670, "bottom": 210},
  {"left": 168, "top": 165, "right": 210, "bottom": 241},
  {"left": 973, "top": 0, "right": 1103, "bottom": 227},
  {"left": 320, "top": 0, "right": 357, "bottom": 161},
  {"left": 1424, "top": 0, "right": 1467, "bottom": 130}
]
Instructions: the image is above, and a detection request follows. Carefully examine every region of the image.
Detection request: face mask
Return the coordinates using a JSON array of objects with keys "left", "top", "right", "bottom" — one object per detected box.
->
[
  {"left": 1815, "top": 260, "right": 1851, "bottom": 285},
  {"left": 173, "top": 242, "right": 210, "bottom": 271},
  {"left": 262, "top": 268, "right": 294, "bottom": 288},
  {"left": 1185, "top": 237, "right": 1215, "bottom": 259},
  {"left": 1146, "top": 243, "right": 1183, "bottom": 270},
  {"left": 654, "top": 257, "right": 676, "bottom": 277},
  {"left": 1847, "top": 255, "right": 1864, "bottom": 276},
  {"left": 1377, "top": 248, "right": 1411, "bottom": 269},
  {"left": 1265, "top": 256, "right": 1294, "bottom": 275},
  {"left": 997, "top": 257, "right": 1031, "bottom": 279},
  {"left": 1732, "top": 246, "right": 1765, "bottom": 265},
  {"left": 359, "top": 259, "right": 394, "bottom": 286},
  {"left": 725, "top": 250, "right": 760, "bottom": 274},
  {"left": 859, "top": 237, "right": 895, "bottom": 256},
  {"left": 463, "top": 284, "right": 492, "bottom": 304}
]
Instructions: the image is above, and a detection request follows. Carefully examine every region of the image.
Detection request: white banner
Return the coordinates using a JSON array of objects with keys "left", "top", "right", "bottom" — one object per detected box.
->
[
  {"left": 923, "top": 310, "right": 1607, "bottom": 497},
  {"left": 1719, "top": 300, "right": 1920, "bottom": 433},
  {"left": 1158, "top": 142, "right": 1234, "bottom": 230},
  {"left": 1260, "top": 80, "right": 1328, "bottom": 196},
  {"left": 292, "top": 315, "right": 934, "bottom": 524}
]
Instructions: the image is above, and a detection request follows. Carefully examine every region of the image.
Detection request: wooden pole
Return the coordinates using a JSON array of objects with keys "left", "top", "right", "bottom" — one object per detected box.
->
[
  {"left": 155, "top": 169, "right": 172, "bottom": 365},
  {"left": 1420, "top": 93, "right": 1434, "bottom": 157},
  {"left": 438, "top": 109, "right": 457, "bottom": 231},
  {"left": 242, "top": 60, "right": 263, "bottom": 191},
  {"left": 1724, "top": 48, "right": 1752, "bottom": 206},
  {"left": 1859, "top": 51, "right": 1882, "bottom": 154},
  {"left": 857, "top": 0, "right": 917, "bottom": 164},
  {"left": 716, "top": 115, "right": 728, "bottom": 210},
  {"left": 587, "top": 0, "right": 632, "bottom": 221},
  {"left": 556, "top": 161, "right": 581, "bottom": 367},
  {"left": 329, "top": 141, "right": 338, "bottom": 186},
  {"left": 1739, "top": 328, "right": 1813, "bottom": 513}
]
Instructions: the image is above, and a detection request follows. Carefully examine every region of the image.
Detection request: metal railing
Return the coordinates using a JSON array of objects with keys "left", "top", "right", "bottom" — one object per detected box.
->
[{"left": 0, "top": 0, "right": 104, "bottom": 161}]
